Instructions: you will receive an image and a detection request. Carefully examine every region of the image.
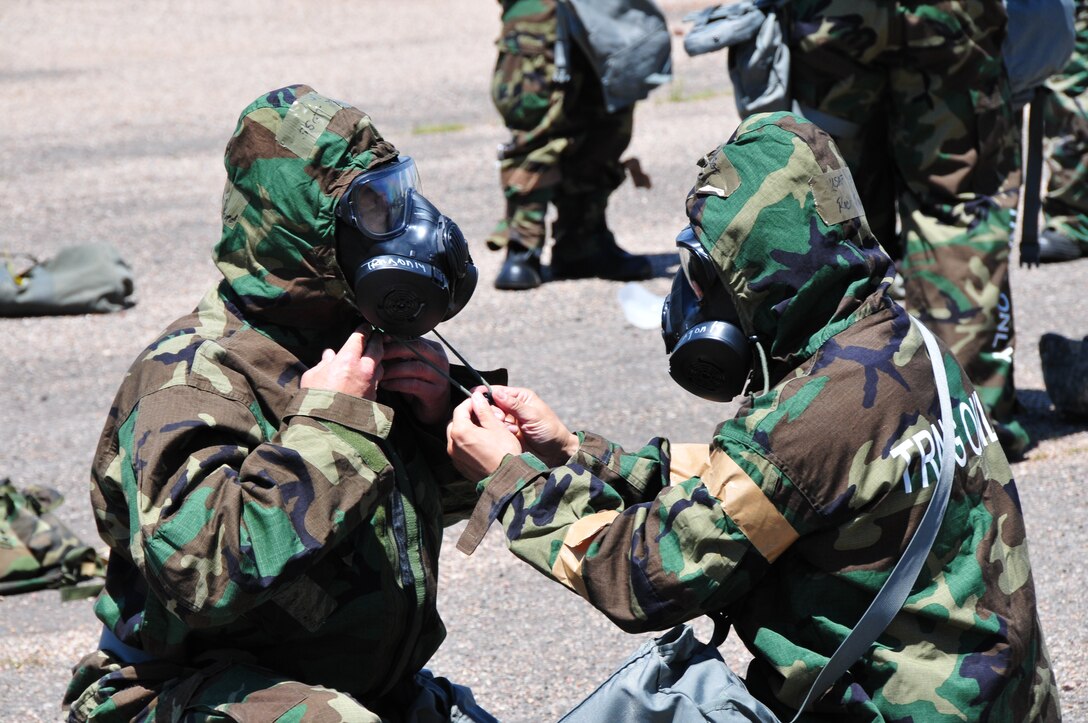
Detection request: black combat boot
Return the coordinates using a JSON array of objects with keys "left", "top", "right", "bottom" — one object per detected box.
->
[
  {"left": 1039, "top": 332, "right": 1088, "bottom": 417},
  {"left": 549, "top": 193, "right": 653, "bottom": 281},
  {"left": 494, "top": 242, "right": 543, "bottom": 290}
]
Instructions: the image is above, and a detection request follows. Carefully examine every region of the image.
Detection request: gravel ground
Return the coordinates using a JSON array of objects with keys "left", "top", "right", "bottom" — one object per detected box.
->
[{"left": 2, "top": 1, "right": 1085, "bottom": 720}]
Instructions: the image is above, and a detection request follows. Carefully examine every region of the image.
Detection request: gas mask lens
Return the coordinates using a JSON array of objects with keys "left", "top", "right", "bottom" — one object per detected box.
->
[
  {"left": 338, "top": 156, "right": 421, "bottom": 238},
  {"left": 676, "top": 226, "right": 715, "bottom": 301}
]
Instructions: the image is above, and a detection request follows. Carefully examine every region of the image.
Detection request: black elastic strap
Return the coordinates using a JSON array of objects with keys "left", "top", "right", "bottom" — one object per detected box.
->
[
  {"left": 1020, "top": 85, "right": 1047, "bottom": 268},
  {"left": 396, "top": 330, "right": 494, "bottom": 403}
]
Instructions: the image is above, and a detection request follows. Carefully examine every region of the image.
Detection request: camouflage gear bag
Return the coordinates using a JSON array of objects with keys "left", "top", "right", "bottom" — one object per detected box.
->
[{"left": 0, "top": 479, "right": 104, "bottom": 599}]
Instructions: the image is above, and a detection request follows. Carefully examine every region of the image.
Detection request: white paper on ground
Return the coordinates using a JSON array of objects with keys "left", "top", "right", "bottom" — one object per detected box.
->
[{"left": 618, "top": 282, "right": 665, "bottom": 330}]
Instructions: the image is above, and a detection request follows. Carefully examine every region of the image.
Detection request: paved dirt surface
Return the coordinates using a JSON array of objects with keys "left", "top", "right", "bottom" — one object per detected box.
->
[{"left": 2, "top": 1, "right": 1085, "bottom": 720}]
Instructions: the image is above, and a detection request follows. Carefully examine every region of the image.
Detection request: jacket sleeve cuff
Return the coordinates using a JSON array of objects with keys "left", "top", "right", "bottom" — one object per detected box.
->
[
  {"left": 283, "top": 388, "right": 395, "bottom": 440},
  {"left": 569, "top": 431, "right": 612, "bottom": 472},
  {"left": 569, "top": 431, "right": 666, "bottom": 503},
  {"left": 456, "top": 453, "right": 549, "bottom": 555}
]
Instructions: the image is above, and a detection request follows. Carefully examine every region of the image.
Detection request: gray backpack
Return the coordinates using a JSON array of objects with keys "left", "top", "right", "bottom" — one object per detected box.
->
[
  {"left": 1004, "top": 0, "right": 1075, "bottom": 105},
  {"left": 556, "top": 0, "right": 673, "bottom": 114}
]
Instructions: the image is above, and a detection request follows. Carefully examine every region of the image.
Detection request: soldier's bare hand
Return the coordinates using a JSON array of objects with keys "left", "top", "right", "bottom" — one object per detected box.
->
[
  {"left": 300, "top": 326, "right": 384, "bottom": 401},
  {"left": 489, "top": 386, "right": 578, "bottom": 466},
  {"left": 381, "top": 336, "right": 452, "bottom": 426},
  {"left": 447, "top": 391, "right": 522, "bottom": 482}
]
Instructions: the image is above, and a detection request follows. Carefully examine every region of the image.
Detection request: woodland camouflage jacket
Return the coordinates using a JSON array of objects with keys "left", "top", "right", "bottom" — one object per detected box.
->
[
  {"left": 83, "top": 86, "right": 479, "bottom": 706},
  {"left": 459, "top": 114, "right": 1060, "bottom": 721}
]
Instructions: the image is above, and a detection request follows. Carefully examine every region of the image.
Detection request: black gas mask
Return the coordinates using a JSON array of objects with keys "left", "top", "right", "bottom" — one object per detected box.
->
[
  {"left": 661, "top": 226, "right": 753, "bottom": 402},
  {"left": 335, "top": 156, "right": 478, "bottom": 338}
]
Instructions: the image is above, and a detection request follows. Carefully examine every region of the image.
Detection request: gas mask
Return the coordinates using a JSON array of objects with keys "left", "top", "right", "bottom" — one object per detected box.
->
[
  {"left": 335, "top": 156, "right": 478, "bottom": 338},
  {"left": 661, "top": 226, "right": 753, "bottom": 402}
]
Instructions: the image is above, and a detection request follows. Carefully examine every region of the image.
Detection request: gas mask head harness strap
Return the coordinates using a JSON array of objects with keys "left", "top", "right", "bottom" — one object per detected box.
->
[
  {"left": 335, "top": 155, "right": 490, "bottom": 401},
  {"left": 661, "top": 226, "right": 767, "bottom": 402}
]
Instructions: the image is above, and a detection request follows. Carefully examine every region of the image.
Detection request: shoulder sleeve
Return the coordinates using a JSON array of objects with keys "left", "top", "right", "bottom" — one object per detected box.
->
[
  {"left": 116, "top": 384, "right": 397, "bottom": 627},
  {"left": 457, "top": 432, "right": 814, "bottom": 632}
]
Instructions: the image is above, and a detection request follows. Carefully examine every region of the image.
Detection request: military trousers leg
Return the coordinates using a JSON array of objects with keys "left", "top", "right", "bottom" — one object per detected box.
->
[
  {"left": 1042, "top": 0, "right": 1088, "bottom": 246},
  {"left": 789, "top": 0, "right": 1024, "bottom": 448},
  {"left": 488, "top": 0, "right": 632, "bottom": 254},
  {"left": 65, "top": 650, "right": 495, "bottom": 723},
  {"left": 489, "top": 0, "right": 563, "bottom": 252}
]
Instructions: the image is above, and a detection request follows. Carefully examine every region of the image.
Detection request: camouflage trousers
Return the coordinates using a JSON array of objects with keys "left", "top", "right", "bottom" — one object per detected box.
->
[
  {"left": 488, "top": 0, "right": 633, "bottom": 251},
  {"left": 64, "top": 649, "right": 496, "bottom": 723},
  {"left": 1042, "top": 0, "right": 1088, "bottom": 245},
  {"left": 788, "top": 0, "right": 1023, "bottom": 435}
]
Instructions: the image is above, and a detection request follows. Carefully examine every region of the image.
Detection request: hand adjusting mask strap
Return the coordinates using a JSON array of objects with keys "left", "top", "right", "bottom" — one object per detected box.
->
[
  {"left": 661, "top": 226, "right": 754, "bottom": 402},
  {"left": 336, "top": 156, "right": 478, "bottom": 339}
]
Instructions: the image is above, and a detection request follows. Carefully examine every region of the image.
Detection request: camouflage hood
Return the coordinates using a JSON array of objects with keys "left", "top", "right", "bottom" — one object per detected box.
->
[
  {"left": 215, "top": 85, "right": 399, "bottom": 346},
  {"left": 686, "top": 112, "right": 894, "bottom": 377}
]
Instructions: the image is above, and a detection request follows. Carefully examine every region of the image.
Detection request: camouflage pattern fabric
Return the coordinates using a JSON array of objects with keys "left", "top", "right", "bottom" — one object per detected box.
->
[
  {"left": 785, "top": 0, "right": 1026, "bottom": 453},
  {"left": 0, "top": 479, "right": 103, "bottom": 598},
  {"left": 487, "top": 0, "right": 633, "bottom": 251},
  {"left": 66, "top": 651, "right": 492, "bottom": 723},
  {"left": 459, "top": 114, "right": 1059, "bottom": 721},
  {"left": 1042, "top": 0, "right": 1088, "bottom": 248},
  {"left": 63, "top": 85, "right": 487, "bottom": 721}
]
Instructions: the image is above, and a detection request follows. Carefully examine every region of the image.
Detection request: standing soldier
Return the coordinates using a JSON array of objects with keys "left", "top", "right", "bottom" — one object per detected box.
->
[
  {"left": 781, "top": 0, "right": 1028, "bottom": 456},
  {"left": 449, "top": 113, "right": 1060, "bottom": 721},
  {"left": 1037, "top": 0, "right": 1088, "bottom": 262},
  {"left": 486, "top": 0, "right": 654, "bottom": 290}
]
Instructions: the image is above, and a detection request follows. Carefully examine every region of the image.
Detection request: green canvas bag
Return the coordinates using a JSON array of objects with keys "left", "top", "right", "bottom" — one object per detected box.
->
[{"left": 0, "top": 242, "right": 134, "bottom": 316}]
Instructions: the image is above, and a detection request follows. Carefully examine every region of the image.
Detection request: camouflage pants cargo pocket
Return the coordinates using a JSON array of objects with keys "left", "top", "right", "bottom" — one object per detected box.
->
[{"left": 491, "top": 35, "right": 557, "bottom": 130}]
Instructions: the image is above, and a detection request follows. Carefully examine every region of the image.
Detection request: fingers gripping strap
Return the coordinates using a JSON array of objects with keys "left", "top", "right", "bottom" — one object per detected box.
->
[
  {"left": 551, "top": 510, "right": 620, "bottom": 598},
  {"left": 702, "top": 450, "right": 798, "bottom": 563}
]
